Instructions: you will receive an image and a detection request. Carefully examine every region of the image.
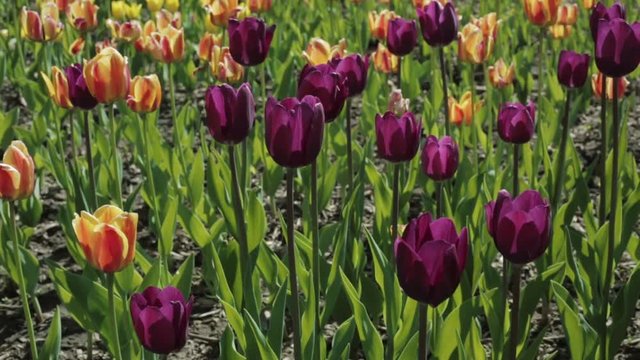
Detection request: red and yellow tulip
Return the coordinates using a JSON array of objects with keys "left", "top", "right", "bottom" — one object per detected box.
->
[
  {"left": 458, "top": 23, "right": 494, "bottom": 64},
  {"left": 127, "top": 75, "right": 162, "bottom": 113},
  {"left": 107, "top": 19, "right": 142, "bottom": 42},
  {"left": 147, "top": 24, "right": 185, "bottom": 63},
  {"left": 591, "top": 72, "right": 629, "bottom": 101},
  {"left": 556, "top": 3, "right": 578, "bottom": 25},
  {"left": 449, "top": 91, "right": 482, "bottom": 126},
  {"left": 523, "top": 0, "right": 560, "bottom": 26},
  {"left": 210, "top": 46, "right": 244, "bottom": 83},
  {"left": 205, "top": 0, "right": 241, "bottom": 27},
  {"left": 372, "top": 43, "right": 398, "bottom": 74},
  {"left": 488, "top": 58, "right": 515, "bottom": 88},
  {"left": 83, "top": 47, "right": 131, "bottom": 104},
  {"left": 41, "top": 66, "right": 73, "bottom": 109},
  {"left": 302, "top": 37, "right": 347, "bottom": 66},
  {"left": 198, "top": 33, "right": 223, "bottom": 62},
  {"left": 368, "top": 10, "right": 396, "bottom": 41},
  {"left": 69, "top": 37, "right": 85, "bottom": 55},
  {"left": 0, "top": 141, "right": 36, "bottom": 201},
  {"left": 248, "top": 0, "right": 272, "bottom": 12},
  {"left": 20, "top": 2, "right": 64, "bottom": 42},
  {"left": 66, "top": 0, "right": 99, "bottom": 32}
]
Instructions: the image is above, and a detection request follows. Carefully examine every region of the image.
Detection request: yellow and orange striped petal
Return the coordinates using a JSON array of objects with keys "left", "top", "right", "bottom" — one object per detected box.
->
[
  {"left": 41, "top": 66, "right": 73, "bottom": 109},
  {"left": 127, "top": 74, "right": 162, "bottom": 113}
]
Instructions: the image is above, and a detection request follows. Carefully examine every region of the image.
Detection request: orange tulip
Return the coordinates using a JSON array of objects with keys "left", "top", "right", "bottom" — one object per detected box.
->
[
  {"left": 458, "top": 23, "right": 494, "bottom": 64},
  {"left": 69, "top": 37, "right": 85, "bottom": 55},
  {"left": 210, "top": 46, "right": 244, "bottom": 83},
  {"left": 84, "top": 47, "right": 131, "bottom": 104},
  {"left": 471, "top": 12, "right": 499, "bottom": 38},
  {"left": 591, "top": 72, "right": 629, "bottom": 101},
  {"left": 41, "top": 66, "right": 73, "bottom": 109},
  {"left": 127, "top": 75, "right": 162, "bottom": 113},
  {"left": 156, "top": 9, "right": 182, "bottom": 30},
  {"left": 302, "top": 37, "right": 347, "bottom": 66},
  {"left": 72, "top": 205, "right": 138, "bottom": 273},
  {"left": 372, "top": 43, "right": 398, "bottom": 74},
  {"left": 248, "top": 0, "right": 272, "bottom": 12},
  {"left": 205, "top": 0, "right": 240, "bottom": 27},
  {"left": 556, "top": 3, "right": 577, "bottom": 25},
  {"left": 147, "top": 25, "right": 185, "bottom": 63},
  {"left": 368, "top": 10, "right": 397, "bottom": 41},
  {"left": 488, "top": 58, "right": 515, "bottom": 88},
  {"left": 198, "top": 33, "right": 223, "bottom": 62},
  {"left": 55, "top": 0, "right": 70, "bottom": 11},
  {"left": 108, "top": 19, "right": 142, "bottom": 42},
  {"left": 581, "top": 0, "right": 594, "bottom": 9},
  {"left": 0, "top": 141, "right": 36, "bottom": 201},
  {"left": 448, "top": 91, "right": 482, "bottom": 126},
  {"left": 20, "top": 3, "right": 64, "bottom": 42},
  {"left": 523, "top": 0, "right": 560, "bottom": 26},
  {"left": 548, "top": 24, "right": 572, "bottom": 39},
  {"left": 66, "top": 0, "right": 99, "bottom": 32}
]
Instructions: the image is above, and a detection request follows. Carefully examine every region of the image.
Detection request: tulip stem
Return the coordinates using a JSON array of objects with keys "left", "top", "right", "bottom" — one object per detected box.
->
[
  {"left": 507, "top": 264, "right": 522, "bottom": 360},
  {"left": 598, "top": 76, "right": 608, "bottom": 226},
  {"left": 438, "top": 47, "right": 450, "bottom": 136},
  {"left": 536, "top": 28, "right": 544, "bottom": 103},
  {"left": 107, "top": 273, "right": 122, "bottom": 360},
  {"left": 552, "top": 91, "right": 571, "bottom": 211},
  {"left": 109, "top": 105, "right": 123, "bottom": 207},
  {"left": 87, "top": 331, "right": 93, "bottom": 360},
  {"left": 418, "top": 303, "right": 428, "bottom": 360},
  {"left": 345, "top": 99, "right": 354, "bottom": 193},
  {"left": 311, "top": 161, "right": 321, "bottom": 338},
  {"left": 386, "top": 163, "right": 400, "bottom": 360},
  {"left": 83, "top": 111, "right": 98, "bottom": 210},
  {"left": 286, "top": 167, "right": 303, "bottom": 360},
  {"left": 168, "top": 63, "right": 188, "bottom": 200}
]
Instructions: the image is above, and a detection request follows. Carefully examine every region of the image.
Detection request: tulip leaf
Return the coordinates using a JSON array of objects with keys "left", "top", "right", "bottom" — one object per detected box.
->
[
  {"left": 38, "top": 307, "right": 61, "bottom": 360},
  {"left": 243, "top": 310, "right": 278, "bottom": 360},
  {"left": 220, "top": 326, "right": 246, "bottom": 360},
  {"left": 220, "top": 299, "right": 246, "bottom": 351},
  {"left": 609, "top": 264, "right": 640, "bottom": 357},
  {"left": 160, "top": 195, "right": 178, "bottom": 257},
  {"left": 327, "top": 317, "right": 356, "bottom": 360},
  {"left": 245, "top": 190, "right": 266, "bottom": 254},
  {"left": 171, "top": 254, "right": 194, "bottom": 299},
  {"left": 267, "top": 279, "right": 288, "bottom": 358},
  {"left": 551, "top": 281, "right": 598, "bottom": 359}
]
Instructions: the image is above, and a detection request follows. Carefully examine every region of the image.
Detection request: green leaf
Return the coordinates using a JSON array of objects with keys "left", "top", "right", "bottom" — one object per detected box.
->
[
  {"left": 171, "top": 254, "right": 194, "bottom": 298},
  {"left": 551, "top": 281, "right": 598, "bottom": 359},
  {"left": 243, "top": 310, "right": 278, "bottom": 360},
  {"left": 38, "top": 307, "right": 61, "bottom": 360},
  {"left": 609, "top": 264, "right": 640, "bottom": 356},
  {"left": 267, "top": 279, "right": 288, "bottom": 358},
  {"left": 246, "top": 190, "right": 266, "bottom": 253},
  {"left": 327, "top": 317, "right": 356, "bottom": 360}
]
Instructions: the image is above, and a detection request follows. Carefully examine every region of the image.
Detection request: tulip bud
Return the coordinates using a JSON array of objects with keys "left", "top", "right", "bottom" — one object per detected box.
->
[
  {"left": 421, "top": 135, "right": 459, "bottom": 181},
  {"left": 387, "top": 89, "right": 409, "bottom": 115},
  {"left": 372, "top": 43, "right": 398, "bottom": 74},
  {"left": 523, "top": 0, "right": 560, "bottom": 26},
  {"left": 66, "top": 0, "right": 99, "bottom": 32},
  {"left": 165, "top": 0, "right": 179, "bottom": 12},
  {"left": 156, "top": 9, "right": 182, "bottom": 30},
  {"left": 204, "top": 0, "right": 240, "bottom": 27},
  {"left": 394, "top": 212, "right": 468, "bottom": 307},
  {"left": 147, "top": 0, "right": 163, "bottom": 13},
  {"left": 591, "top": 72, "right": 629, "bottom": 101},
  {"left": 147, "top": 25, "right": 185, "bottom": 63},
  {"left": 69, "top": 37, "right": 85, "bottom": 55},
  {"left": 130, "top": 286, "right": 193, "bottom": 354},
  {"left": 557, "top": 50, "right": 590, "bottom": 88},
  {"left": 265, "top": 96, "right": 325, "bottom": 168},
  {"left": 297, "top": 64, "right": 348, "bottom": 122},
  {"left": 72, "top": 205, "right": 138, "bottom": 273},
  {"left": 497, "top": 102, "right": 536, "bottom": 144},
  {"left": 589, "top": 2, "right": 625, "bottom": 41},
  {"left": 248, "top": 0, "right": 272, "bottom": 12},
  {"left": 582, "top": 0, "right": 594, "bottom": 9},
  {"left": 485, "top": 190, "right": 550, "bottom": 264},
  {"left": 198, "top": 33, "right": 223, "bottom": 62},
  {"left": 449, "top": 91, "right": 482, "bottom": 126},
  {"left": 228, "top": 17, "right": 275, "bottom": 66},
  {"left": 368, "top": 10, "right": 397, "bottom": 41},
  {"left": 127, "top": 3, "right": 143, "bottom": 19},
  {"left": 0, "top": 141, "right": 36, "bottom": 201},
  {"left": 594, "top": 19, "right": 640, "bottom": 78},
  {"left": 41, "top": 66, "right": 73, "bottom": 109},
  {"left": 330, "top": 54, "right": 369, "bottom": 97},
  {"left": 205, "top": 83, "right": 256, "bottom": 145},
  {"left": 488, "top": 58, "right": 515, "bottom": 88},
  {"left": 375, "top": 111, "right": 421, "bottom": 163},
  {"left": 21, "top": 3, "right": 64, "bottom": 42},
  {"left": 127, "top": 75, "right": 162, "bottom": 113},
  {"left": 84, "top": 47, "right": 131, "bottom": 104},
  {"left": 387, "top": 18, "right": 418, "bottom": 57},
  {"left": 112, "top": 1, "right": 127, "bottom": 20},
  {"left": 458, "top": 23, "right": 494, "bottom": 64},
  {"left": 548, "top": 24, "right": 572, "bottom": 39},
  {"left": 556, "top": 4, "right": 578, "bottom": 25},
  {"left": 210, "top": 46, "right": 245, "bottom": 83},
  {"left": 416, "top": 2, "right": 458, "bottom": 47},
  {"left": 302, "top": 38, "right": 347, "bottom": 66}
]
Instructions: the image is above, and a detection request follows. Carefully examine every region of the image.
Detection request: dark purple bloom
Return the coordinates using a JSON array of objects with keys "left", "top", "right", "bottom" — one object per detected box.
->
[
  {"left": 65, "top": 63, "right": 98, "bottom": 110},
  {"left": 590, "top": 1, "right": 625, "bottom": 41},
  {"left": 421, "top": 135, "right": 458, "bottom": 181},
  {"left": 265, "top": 96, "right": 324, "bottom": 168},
  {"left": 497, "top": 102, "right": 536, "bottom": 144},
  {"left": 557, "top": 50, "right": 590, "bottom": 88},
  {"left": 485, "top": 190, "right": 550, "bottom": 264},
  {"left": 228, "top": 17, "right": 276, "bottom": 66},
  {"left": 329, "top": 54, "right": 369, "bottom": 97},
  {"left": 387, "top": 18, "right": 418, "bottom": 56},
  {"left": 130, "top": 286, "right": 193, "bottom": 354},
  {"left": 594, "top": 18, "right": 640, "bottom": 78},
  {"left": 416, "top": 2, "right": 458, "bottom": 47},
  {"left": 297, "top": 64, "right": 348, "bottom": 122},
  {"left": 204, "top": 83, "right": 256, "bottom": 145},
  {"left": 394, "top": 212, "right": 468, "bottom": 307},
  {"left": 375, "top": 111, "right": 421, "bottom": 163}
]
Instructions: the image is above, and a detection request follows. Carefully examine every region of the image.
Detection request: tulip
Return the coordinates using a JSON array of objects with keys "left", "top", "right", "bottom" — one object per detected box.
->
[
  {"left": 265, "top": 96, "right": 325, "bottom": 168},
  {"left": 55, "top": 0, "right": 70, "bottom": 11},
  {"left": 84, "top": 47, "right": 131, "bottom": 104},
  {"left": 372, "top": 43, "right": 399, "bottom": 74},
  {"left": 205, "top": 0, "right": 240, "bottom": 27},
  {"left": 497, "top": 102, "right": 536, "bottom": 144},
  {"left": 330, "top": 54, "right": 369, "bottom": 97},
  {"left": 485, "top": 190, "right": 550, "bottom": 264},
  {"left": 413, "top": 0, "right": 449, "bottom": 8},
  {"left": 458, "top": 23, "right": 494, "bottom": 64},
  {"left": 66, "top": 0, "right": 99, "bottom": 32},
  {"left": 147, "top": 0, "right": 163, "bottom": 12},
  {"left": 548, "top": 24, "right": 572, "bottom": 39},
  {"left": 589, "top": 1, "right": 625, "bottom": 41},
  {"left": 69, "top": 37, "right": 85, "bottom": 55},
  {"left": 416, "top": 1, "right": 458, "bottom": 47},
  {"left": 72, "top": 205, "right": 138, "bottom": 273},
  {"left": 0, "top": 141, "right": 36, "bottom": 201},
  {"left": 449, "top": 91, "right": 482, "bottom": 126},
  {"left": 156, "top": 9, "right": 182, "bottom": 30},
  {"left": 127, "top": 75, "right": 162, "bottom": 113},
  {"left": 594, "top": 19, "right": 640, "bottom": 78},
  {"left": 134, "top": 20, "right": 157, "bottom": 52},
  {"left": 147, "top": 25, "right": 185, "bottom": 63},
  {"left": 556, "top": 3, "right": 578, "bottom": 25},
  {"left": 387, "top": 18, "right": 418, "bottom": 56},
  {"left": 368, "top": 10, "right": 397, "bottom": 41},
  {"left": 210, "top": 46, "right": 245, "bottom": 83},
  {"left": 557, "top": 51, "right": 590, "bottom": 88},
  {"left": 198, "top": 33, "right": 223, "bottom": 62},
  {"left": 165, "top": 0, "right": 180, "bottom": 12},
  {"left": 388, "top": 89, "right": 410, "bottom": 115},
  {"left": 582, "top": 0, "right": 594, "bottom": 9},
  {"left": 394, "top": 212, "right": 468, "bottom": 306},
  {"left": 205, "top": 83, "right": 255, "bottom": 145},
  {"left": 127, "top": 3, "right": 143, "bottom": 18},
  {"left": 523, "top": 0, "right": 560, "bottom": 26},
  {"left": 108, "top": 19, "right": 143, "bottom": 42},
  {"left": 248, "top": 0, "right": 272, "bottom": 12},
  {"left": 65, "top": 63, "right": 98, "bottom": 110},
  {"left": 302, "top": 37, "right": 347, "bottom": 66},
  {"left": 591, "top": 72, "right": 629, "bottom": 101},
  {"left": 488, "top": 58, "right": 515, "bottom": 88},
  {"left": 20, "top": 3, "right": 64, "bottom": 42},
  {"left": 41, "top": 66, "right": 73, "bottom": 109},
  {"left": 112, "top": 1, "right": 127, "bottom": 19},
  {"left": 228, "top": 17, "right": 275, "bottom": 66},
  {"left": 130, "top": 286, "right": 193, "bottom": 354},
  {"left": 421, "top": 135, "right": 458, "bottom": 181},
  {"left": 375, "top": 111, "right": 421, "bottom": 163},
  {"left": 297, "top": 64, "right": 348, "bottom": 122},
  {"left": 471, "top": 12, "right": 499, "bottom": 38}
]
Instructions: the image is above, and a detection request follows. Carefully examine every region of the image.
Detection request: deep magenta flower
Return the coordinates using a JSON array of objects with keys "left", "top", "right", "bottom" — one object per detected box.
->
[
  {"left": 394, "top": 212, "right": 468, "bottom": 307},
  {"left": 594, "top": 19, "right": 640, "bottom": 78},
  {"left": 589, "top": 1, "right": 625, "bottom": 41},
  {"left": 228, "top": 17, "right": 276, "bottom": 66},
  {"left": 421, "top": 135, "right": 458, "bottom": 181},
  {"left": 375, "top": 111, "right": 421, "bottom": 163},
  {"left": 265, "top": 96, "right": 324, "bottom": 168},
  {"left": 485, "top": 190, "right": 551, "bottom": 264},
  {"left": 204, "top": 83, "right": 256, "bottom": 145},
  {"left": 130, "top": 286, "right": 193, "bottom": 354},
  {"left": 329, "top": 54, "right": 369, "bottom": 97},
  {"left": 387, "top": 18, "right": 418, "bottom": 56},
  {"left": 65, "top": 63, "right": 98, "bottom": 110},
  {"left": 416, "top": 2, "right": 458, "bottom": 47},
  {"left": 557, "top": 51, "right": 590, "bottom": 88},
  {"left": 297, "top": 64, "right": 348, "bottom": 122},
  {"left": 497, "top": 102, "right": 536, "bottom": 144}
]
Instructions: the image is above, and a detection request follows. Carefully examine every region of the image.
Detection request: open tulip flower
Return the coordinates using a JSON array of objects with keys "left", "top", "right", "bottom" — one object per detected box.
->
[
  {"left": 297, "top": 64, "right": 348, "bottom": 122},
  {"left": 416, "top": 1, "right": 458, "bottom": 47},
  {"left": 83, "top": 47, "right": 131, "bottom": 104},
  {"left": 375, "top": 111, "right": 421, "bottom": 163},
  {"left": 42, "top": 63, "right": 98, "bottom": 110},
  {"left": 421, "top": 135, "right": 459, "bottom": 181},
  {"left": 20, "top": 3, "right": 64, "bottom": 42},
  {"left": 198, "top": 33, "right": 223, "bottom": 62},
  {"left": 147, "top": 25, "right": 185, "bottom": 63},
  {"left": 523, "top": 0, "right": 560, "bottom": 26},
  {"left": 66, "top": 0, "right": 99, "bottom": 32},
  {"left": 127, "top": 75, "right": 162, "bottom": 113},
  {"left": 372, "top": 43, "right": 398, "bottom": 74},
  {"left": 205, "top": 0, "right": 241, "bottom": 27},
  {"left": 497, "top": 102, "right": 536, "bottom": 144},
  {"left": 589, "top": 1, "right": 626, "bottom": 41},
  {"left": 488, "top": 58, "right": 515, "bottom": 88},
  {"left": 248, "top": 0, "right": 273, "bottom": 12},
  {"left": 205, "top": 83, "right": 256, "bottom": 145},
  {"left": 302, "top": 38, "right": 347, "bottom": 66},
  {"left": 72, "top": 205, "right": 138, "bottom": 273},
  {"left": 449, "top": 91, "right": 482, "bottom": 126},
  {"left": 594, "top": 18, "right": 640, "bottom": 78},
  {"left": 387, "top": 18, "right": 418, "bottom": 57},
  {"left": 330, "top": 54, "right": 369, "bottom": 97},
  {"left": 591, "top": 72, "right": 629, "bottom": 101},
  {"left": 0, "top": 141, "right": 36, "bottom": 201},
  {"left": 228, "top": 17, "right": 275, "bottom": 66},
  {"left": 458, "top": 22, "right": 494, "bottom": 64},
  {"left": 368, "top": 10, "right": 397, "bottom": 41},
  {"left": 557, "top": 51, "right": 590, "bottom": 88},
  {"left": 556, "top": 3, "right": 578, "bottom": 25},
  {"left": 41, "top": 66, "right": 73, "bottom": 109},
  {"left": 107, "top": 19, "right": 143, "bottom": 42}
]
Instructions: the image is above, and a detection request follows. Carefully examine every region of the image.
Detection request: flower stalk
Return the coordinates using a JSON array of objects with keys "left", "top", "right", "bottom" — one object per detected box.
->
[{"left": 286, "top": 167, "right": 302, "bottom": 360}]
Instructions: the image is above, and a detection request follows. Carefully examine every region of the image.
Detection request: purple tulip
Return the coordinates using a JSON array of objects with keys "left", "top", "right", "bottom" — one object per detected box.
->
[
  {"left": 485, "top": 190, "right": 550, "bottom": 264},
  {"left": 297, "top": 64, "right": 348, "bottom": 122},
  {"left": 130, "top": 286, "right": 193, "bottom": 354},
  {"left": 228, "top": 17, "right": 276, "bottom": 66},
  {"left": 416, "top": 2, "right": 458, "bottom": 47},
  {"left": 265, "top": 96, "right": 324, "bottom": 168},
  {"left": 421, "top": 135, "right": 458, "bottom": 181},
  {"left": 65, "top": 63, "right": 98, "bottom": 110},
  {"left": 204, "top": 83, "right": 256, "bottom": 145},
  {"left": 590, "top": 1, "right": 625, "bottom": 41},
  {"left": 329, "top": 54, "right": 369, "bottom": 97},
  {"left": 375, "top": 111, "right": 421, "bottom": 163},
  {"left": 594, "top": 19, "right": 640, "bottom": 78},
  {"left": 387, "top": 18, "right": 418, "bottom": 57},
  {"left": 557, "top": 51, "right": 590, "bottom": 88},
  {"left": 497, "top": 102, "right": 536, "bottom": 144},
  {"left": 394, "top": 212, "right": 468, "bottom": 307}
]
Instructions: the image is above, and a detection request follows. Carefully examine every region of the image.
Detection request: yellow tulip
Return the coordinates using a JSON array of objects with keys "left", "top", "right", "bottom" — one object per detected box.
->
[
  {"left": 41, "top": 66, "right": 73, "bottom": 109},
  {"left": 488, "top": 58, "right": 515, "bottom": 88},
  {"left": 372, "top": 43, "right": 398, "bottom": 74},
  {"left": 302, "top": 37, "right": 347, "bottom": 66},
  {"left": 0, "top": 141, "right": 36, "bottom": 201},
  {"left": 448, "top": 91, "right": 482, "bottom": 126}
]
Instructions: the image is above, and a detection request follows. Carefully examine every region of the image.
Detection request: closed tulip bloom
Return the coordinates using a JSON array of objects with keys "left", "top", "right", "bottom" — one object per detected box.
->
[
  {"left": 523, "top": 0, "right": 560, "bottom": 26},
  {"left": 582, "top": 0, "right": 594, "bottom": 9},
  {"left": 112, "top": 1, "right": 127, "bottom": 19},
  {"left": 156, "top": 9, "right": 182, "bottom": 30},
  {"left": 497, "top": 102, "right": 536, "bottom": 144},
  {"left": 376, "top": 111, "right": 421, "bottom": 163},
  {"left": 84, "top": 47, "right": 131, "bottom": 104},
  {"left": 147, "top": 0, "right": 163, "bottom": 12},
  {"left": 248, "top": 0, "right": 272, "bottom": 12},
  {"left": 210, "top": 46, "right": 245, "bottom": 83},
  {"left": 198, "top": 33, "right": 223, "bottom": 62},
  {"left": 387, "top": 89, "right": 410, "bottom": 115},
  {"left": 265, "top": 96, "right": 325, "bottom": 168},
  {"left": 127, "top": 75, "right": 162, "bottom": 113},
  {"left": 302, "top": 38, "right": 347, "bottom": 66},
  {"left": 0, "top": 141, "right": 36, "bottom": 201},
  {"left": 485, "top": 190, "right": 550, "bottom": 264},
  {"left": 421, "top": 135, "right": 458, "bottom": 181},
  {"left": 416, "top": 2, "right": 458, "bottom": 47},
  {"left": 368, "top": 10, "right": 397, "bottom": 41},
  {"left": 69, "top": 37, "right": 85, "bottom": 55},
  {"left": 394, "top": 213, "right": 468, "bottom": 307},
  {"left": 127, "top": 3, "right": 143, "bottom": 19},
  {"left": 147, "top": 25, "right": 185, "bottom": 63},
  {"left": 205, "top": 0, "right": 239, "bottom": 27},
  {"left": 594, "top": 19, "right": 640, "bottom": 78},
  {"left": 330, "top": 54, "right": 369, "bottom": 97},
  {"left": 130, "top": 286, "right": 193, "bottom": 354},
  {"left": 65, "top": 63, "right": 98, "bottom": 110},
  {"left": 548, "top": 24, "right": 573, "bottom": 39},
  {"left": 589, "top": 1, "right": 625, "bottom": 41},
  {"left": 108, "top": 19, "right": 143, "bottom": 42},
  {"left": 67, "top": 0, "right": 99, "bottom": 32},
  {"left": 205, "top": 83, "right": 255, "bottom": 144},
  {"left": 372, "top": 43, "right": 398, "bottom": 74},
  {"left": 557, "top": 51, "right": 590, "bottom": 88},
  {"left": 228, "top": 17, "right": 275, "bottom": 66},
  {"left": 556, "top": 4, "right": 578, "bottom": 25},
  {"left": 41, "top": 66, "right": 73, "bottom": 109},
  {"left": 488, "top": 58, "right": 515, "bottom": 88},
  {"left": 297, "top": 64, "right": 348, "bottom": 122},
  {"left": 458, "top": 23, "right": 494, "bottom": 64},
  {"left": 21, "top": 3, "right": 64, "bottom": 42},
  {"left": 449, "top": 91, "right": 482, "bottom": 126},
  {"left": 165, "top": 0, "right": 180, "bottom": 12},
  {"left": 591, "top": 72, "right": 629, "bottom": 101},
  {"left": 387, "top": 18, "right": 418, "bottom": 56},
  {"left": 471, "top": 12, "right": 499, "bottom": 38},
  {"left": 72, "top": 205, "right": 138, "bottom": 273}
]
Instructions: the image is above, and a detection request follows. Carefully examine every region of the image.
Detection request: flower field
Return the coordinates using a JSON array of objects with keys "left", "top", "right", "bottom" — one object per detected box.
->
[{"left": 0, "top": 0, "right": 639, "bottom": 359}]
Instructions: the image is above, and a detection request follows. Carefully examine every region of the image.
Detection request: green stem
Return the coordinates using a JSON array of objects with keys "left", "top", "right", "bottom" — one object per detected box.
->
[
  {"left": 470, "top": 65, "right": 479, "bottom": 175},
  {"left": 439, "top": 47, "right": 450, "bottom": 136},
  {"left": 598, "top": 76, "right": 608, "bottom": 226},
  {"left": 536, "top": 28, "right": 545, "bottom": 104},
  {"left": 168, "top": 63, "right": 188, "bottom": 195},
  {"left": 286, "top": 167, "right": 302, "bottom": 360},
  {"left": 109, "top": 105, "right": 123, "bottom": 207},
  {"left": 107, "top": 273, "right": 122, "bottom": 360},
  {"left": 311, "top": 161, "right": 321, "bottom": 336},
  {"left": 345, "top": 99, "right": 353, "bottom": 193},
  {"left": 507, "top": 264, "right": 522, "bottom": 360},
  {"left": 552, "top": 91, "right": 572, "bottom": 211},
  {"left": 386, "top": 163, "right": 400, "bottom": 360},
  {"left": 418, "top": 303, "right": 428, "bottom": 360},
  {"left": 84, "top": 111, "right": 98, "bottom": 210},
  {"left": 87, "top": 331, "right": 93, "bottom": 360}
]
